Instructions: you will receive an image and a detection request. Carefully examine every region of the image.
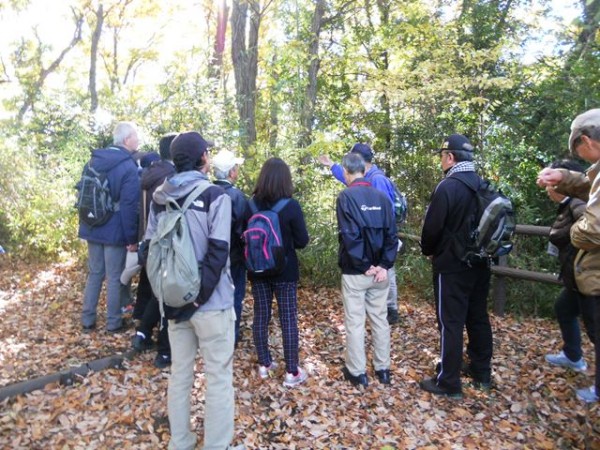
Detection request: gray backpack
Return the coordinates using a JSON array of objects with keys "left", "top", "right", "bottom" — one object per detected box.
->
[{"left": 146, "top": 182, "right": 210, "bottom": 315}]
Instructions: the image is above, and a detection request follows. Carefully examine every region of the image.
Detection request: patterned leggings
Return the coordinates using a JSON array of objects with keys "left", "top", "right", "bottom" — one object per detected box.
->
[{"left": 251, "top": 280, "right": 299, "bottom": 374}]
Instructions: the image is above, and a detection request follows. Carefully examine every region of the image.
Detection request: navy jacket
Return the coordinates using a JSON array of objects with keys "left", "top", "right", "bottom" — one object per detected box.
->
[
  {"left": 78, "top": 146, "right": 140, "bottom": 246},
  {"left": 421, "top": 171, "right": 481, "bottom": 273},
  {"left": 214, "top": 180, "right": 250, "bottom": 266},
  {"left": 247, "top": 198, "right": 309, "bottom": 282},
  {"left": 336, "top": 179, "right": 398, "bottom": 275}
]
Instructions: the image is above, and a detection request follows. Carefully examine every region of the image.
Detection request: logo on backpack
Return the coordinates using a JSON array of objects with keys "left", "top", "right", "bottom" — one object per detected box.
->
[
  {"left": 243, "top": 198, "right": 290, "bottom": 277},
  {"left": 458, "top": 178, "right": 516, "bottom": 264},
  {"left": 146, "top": 182, "right": 210, "bottom": 313},
  {"left": 75, "top": 161, "right": 120, "bottom": 227}
]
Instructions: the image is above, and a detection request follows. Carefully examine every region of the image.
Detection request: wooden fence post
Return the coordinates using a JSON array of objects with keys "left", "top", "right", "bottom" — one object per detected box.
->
[{"left": 492, "top": 255, "right": 508, "bottom": 316}]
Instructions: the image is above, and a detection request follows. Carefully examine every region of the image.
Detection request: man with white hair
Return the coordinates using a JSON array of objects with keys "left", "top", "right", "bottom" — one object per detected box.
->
[
  {"left": 212, "top": 149, "right": 250, "bottom": 346},
  {"left": 537, "top": 108, "right": 600, "bottom": 403},
  {"left": 79, "top": 121, "right": 140, "bottom": 333}
]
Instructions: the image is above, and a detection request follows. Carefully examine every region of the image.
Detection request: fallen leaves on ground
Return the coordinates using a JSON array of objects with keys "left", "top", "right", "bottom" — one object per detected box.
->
[{"left": 0, "top": 257, "right": 598, "bottom": 449}]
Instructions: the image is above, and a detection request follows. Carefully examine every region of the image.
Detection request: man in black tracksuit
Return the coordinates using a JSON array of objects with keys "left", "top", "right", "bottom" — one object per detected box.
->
[{"left": 420, "top": 134, "right": 493, "bottom": 398}]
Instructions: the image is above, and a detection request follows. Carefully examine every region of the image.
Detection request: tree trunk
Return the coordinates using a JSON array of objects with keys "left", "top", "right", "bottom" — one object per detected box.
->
[
  {"left": 89, "top": 4, "right": 104, "bottom": 113},
  {"left": 231, "top": 0, "right": 260, "bottom": 150},
  {"left": 297, "top": 0, "right": 326, "bottom": 148},
  {"left": 210, "top": 0, "right": 229, "bottom": 80}
]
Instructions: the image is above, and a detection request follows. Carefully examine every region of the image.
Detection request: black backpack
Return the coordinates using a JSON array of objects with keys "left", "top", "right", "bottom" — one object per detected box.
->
[
  {"left": 75, "top": 157, "right": 125, "bottom": 227},
  {"left": 456, "top": 177, "right": 516, "bottom": 265},
  {"left": 366, "top": 170, "right": 408, "bottom": 229}
]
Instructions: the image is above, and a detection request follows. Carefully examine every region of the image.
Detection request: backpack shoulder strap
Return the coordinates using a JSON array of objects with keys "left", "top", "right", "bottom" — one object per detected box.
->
[{"left": 271, "top": 198, "right": 291, "bottom": 213}]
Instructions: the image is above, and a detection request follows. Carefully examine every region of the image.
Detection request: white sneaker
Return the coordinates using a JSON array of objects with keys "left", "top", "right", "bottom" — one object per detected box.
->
[
  {"left": 258, "top": 361, "right": 278, "bottom": 379},
  {"left": 282, "top": 367, "right": 308, "bottom": 387},
  {"left": 576, "top": 385, "right": 599, "bottom": 403},
  {"left": 545, "top": 351, "right": 587, "bottom": 372}
]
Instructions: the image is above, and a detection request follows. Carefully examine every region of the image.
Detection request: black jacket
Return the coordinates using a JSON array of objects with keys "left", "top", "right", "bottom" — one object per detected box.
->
[
  {"left": 139, "top": 160, "right": 176, "bottom": 239},
  {"left": 549, "top": 197, "right": 586, "bottom": 291},
  {"left": 214, "top": 180, "right": 250, "bottom": 266},
  {"left": 336, "top": 179, "right": 398, "bottom": 275},
  {"left": 421, "top": 171, "right": 483, "bottom": 273}
]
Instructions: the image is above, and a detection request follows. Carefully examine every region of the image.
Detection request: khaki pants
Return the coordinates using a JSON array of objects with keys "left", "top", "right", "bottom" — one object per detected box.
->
[
  {"left": 341, "top": 273, "right": 391, "bottom": 375},
  {"left": 167, "top": 308, "right": 235, "bottom": 450}
]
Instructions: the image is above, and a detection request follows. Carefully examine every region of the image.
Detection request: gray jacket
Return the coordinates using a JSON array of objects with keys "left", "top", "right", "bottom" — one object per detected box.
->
[{"left": 146, "top": 170, "right": 234, "bottom": 321}]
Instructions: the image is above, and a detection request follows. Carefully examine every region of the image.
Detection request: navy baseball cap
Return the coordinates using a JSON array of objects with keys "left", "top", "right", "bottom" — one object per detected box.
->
[{"left": 436, "top": 134, "right": 474, "bottom": 153}]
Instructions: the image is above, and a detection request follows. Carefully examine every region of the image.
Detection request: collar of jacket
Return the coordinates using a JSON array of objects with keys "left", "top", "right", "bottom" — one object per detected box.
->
[
  {"left": 587, "top": 160, "right": 600, "bottom": 183},
  {"left": 349, "top": 178, "right": 371, "bottom": 187}
]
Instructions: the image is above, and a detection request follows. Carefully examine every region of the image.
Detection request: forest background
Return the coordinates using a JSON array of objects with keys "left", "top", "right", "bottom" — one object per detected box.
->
[{"left": 0, "top": 0, "right": 598, "bottom": 317}]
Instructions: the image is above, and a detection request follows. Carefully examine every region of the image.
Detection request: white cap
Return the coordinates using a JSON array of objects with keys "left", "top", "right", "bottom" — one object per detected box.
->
[
  {"left": 212, "top": 149, "right": 244, "bottom": 173},
  {"left": 120, "top": 251, "right": 141, "bottom": 285}
]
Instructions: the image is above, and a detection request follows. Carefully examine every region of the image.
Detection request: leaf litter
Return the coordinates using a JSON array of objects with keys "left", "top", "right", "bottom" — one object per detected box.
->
[{"left": 0, "top": 258, "right": 598, "bottom": 449}]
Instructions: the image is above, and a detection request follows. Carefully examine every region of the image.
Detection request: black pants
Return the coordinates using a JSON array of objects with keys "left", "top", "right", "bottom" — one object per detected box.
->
[
  {"left": 433, "top": 267, "right": 492, "bottom": 392},
  {"left": 586, "top": 295, "right": 600, "bottom": 394},
  {"left": 136, "top": 287, "right": 170, "bottom": 356},
  {"left": 554, "top": 287, "right": 595, "bottom": 361},
  {"left": 133, "top": 268, "right": 153, "bottom": 320}
]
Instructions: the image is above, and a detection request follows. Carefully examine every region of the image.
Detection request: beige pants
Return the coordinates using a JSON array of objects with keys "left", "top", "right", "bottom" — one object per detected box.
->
[
  {"left": 167, "top": 307, "right": 235, "bottom": 450},
  {"left": 341, "top": 273, "right": 391, "bottom": 376}
]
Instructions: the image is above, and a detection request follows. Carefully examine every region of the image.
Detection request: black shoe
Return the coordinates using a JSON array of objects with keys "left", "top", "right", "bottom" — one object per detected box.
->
[
  {"left": 419, "top": 378, "right": 462, "bottom": 399},
  {"left": 82, "top": 323, "right": 96, "bottom": 333},
  {"left": 132, "top": 334, "right": 154, "bottom": 352},
  {"left": 375, "top": 369, "right": 391, "bottom": 385},
  {"left": 154, "top": 354, "right": 171, "bottom": 369},
  {"left": 387, "top": 308, "right": 400, "bottom": 325},
  {"left": 342, "top": 367, "right": 368, "bottom": 387}
]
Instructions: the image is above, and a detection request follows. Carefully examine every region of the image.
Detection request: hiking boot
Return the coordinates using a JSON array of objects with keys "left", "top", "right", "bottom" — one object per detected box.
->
[
  {"left": 419, "top": 378, "right": 463, "bottom": 399},
  {"left": 154, "top": 354, "right": 172, "bottom": 369},
  {"left": 132, "top": 333, "right": 154, "bottom": 352},
  {"left": 258, "top": 361, "right": 278, "bottom": 379},
  {"left": 375, "top": 369, "right": 391, "bottom": 385},
  {"left": 342, "top": 367, "right": 368, "bottom": 387},
  {"left": 387, "top": 308, "right": 400, "bottom": 325},
  {"left": 576, "top": 385, "right": 598, "bottom": 403},
  {"left": 545, "top": 351, "right": 587, "bottom": 372},
  {"left": 283, "top": 367, "right": 308, "bottom": 387}
]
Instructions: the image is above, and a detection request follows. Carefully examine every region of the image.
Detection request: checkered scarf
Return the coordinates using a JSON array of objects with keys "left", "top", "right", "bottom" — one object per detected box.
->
[{"left": 446, "top": 161, "right": 475, "bottom": 177}]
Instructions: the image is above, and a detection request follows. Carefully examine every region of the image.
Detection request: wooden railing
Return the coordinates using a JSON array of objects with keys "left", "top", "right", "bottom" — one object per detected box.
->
[{"left": 400, "top": 224, "right": 559, "bottom": 316}]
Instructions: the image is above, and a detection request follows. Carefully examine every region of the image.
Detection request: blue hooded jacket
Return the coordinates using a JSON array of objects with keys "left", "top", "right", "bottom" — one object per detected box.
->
[{"left": 78, "top": 146, "right": 140, "bottom": 246}]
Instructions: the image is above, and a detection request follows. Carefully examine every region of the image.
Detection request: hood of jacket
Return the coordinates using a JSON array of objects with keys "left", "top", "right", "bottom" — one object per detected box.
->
[
  {"left": 90, "top": 146, "right": 133, "bottom": 172},
  {"left": 153, "top": 170, "right": 209, "bottom": 205},
  {"left": 141, "top": 160, "right": 175, "bottom": 191}
]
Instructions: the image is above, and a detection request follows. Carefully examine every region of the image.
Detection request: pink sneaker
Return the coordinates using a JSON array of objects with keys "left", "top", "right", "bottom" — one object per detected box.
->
[
  {"left": 283, "top": 367, "right": 308, "bottom": 387},
  {"left": 258, "top": 361, "right": 278, "bottom": 379}
]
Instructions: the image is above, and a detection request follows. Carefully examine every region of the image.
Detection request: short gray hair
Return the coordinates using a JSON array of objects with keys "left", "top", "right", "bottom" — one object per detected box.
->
[
  {"left": 341, "top": 152, "right": 366, "bottom": 175},
  {"left": 213, "top": 167, "right": 230, "bottom": 180},
  {"left": 113, "top": 122, "right": 137, "bottom": 146}
]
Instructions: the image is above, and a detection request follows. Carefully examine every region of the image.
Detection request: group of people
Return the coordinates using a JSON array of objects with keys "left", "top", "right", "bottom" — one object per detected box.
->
[{"left": 76, "top": 107, "right": 600, "bottom": 449}]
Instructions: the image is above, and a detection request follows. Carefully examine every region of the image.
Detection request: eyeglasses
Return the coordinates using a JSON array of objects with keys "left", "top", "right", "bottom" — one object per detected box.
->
[{"left": 439, "top": 151, "right": 449, "bottom": 159}]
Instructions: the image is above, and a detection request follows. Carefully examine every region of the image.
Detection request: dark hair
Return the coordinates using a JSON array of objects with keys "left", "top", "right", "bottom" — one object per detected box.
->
[
  {"left": 550, "top": 158, "right": 585, "bottom": 172},
  {"left": 341, "top": 152, "right": 366, "bottom": 175},
  {"left": 450, "top": 150, "right": 473, "bottom": 162},
  {"left": 159, "top": 133, "right": 177, "bottom": 160},
  {"left": 253, "top": 157, "right": 294, "bottom": 204}
]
